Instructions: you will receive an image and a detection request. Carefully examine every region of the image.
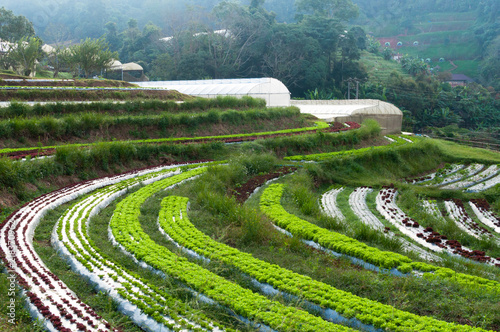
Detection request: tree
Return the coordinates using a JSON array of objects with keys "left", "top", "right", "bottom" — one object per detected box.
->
[
  {"left": 401, "top": 56, "right": 428, "bottom": 76},
  {"left": 105, "top": 22, "right": 122, "bottom": 52},
  {"left": 4, "top": 36, "right": 42, "bottom": 76},
  {"left": 479, "top": 35, "right": 500, "bottom": 91},
  {"left": 69, "top": 38, "right": 118, "bottom": 78},
  {"left": 382, "top": 47, "right": 392, "bottom": 61},
  {"left": 296, "top": 0, "right": 359, "bottom": 21},
  {"left": 262, "top": 24, "right": 324, "bottom": 91},
  {"left": 212, "top": 1, "right": 274, "bottom": 76},
  {"left": 0, "top": 7, "right": 35, "bottom": 42}
]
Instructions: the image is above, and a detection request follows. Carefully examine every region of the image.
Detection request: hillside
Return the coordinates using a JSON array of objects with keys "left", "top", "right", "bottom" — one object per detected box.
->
[{"left": 0, "top": 81, "right": 500, "bottom": 332}]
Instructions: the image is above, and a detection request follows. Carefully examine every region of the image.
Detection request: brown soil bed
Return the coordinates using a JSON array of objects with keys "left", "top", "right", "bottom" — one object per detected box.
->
[{"left": 231, "top": 166, "right": 297, "bottom": 203}]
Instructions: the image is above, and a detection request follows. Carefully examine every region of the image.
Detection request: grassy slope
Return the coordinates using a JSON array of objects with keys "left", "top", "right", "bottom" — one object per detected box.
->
[
  {"left": 366, "top": 10, "right": 480, "bottom": 77},
  {"left": 2, "top": 138, "right": 500, "bottom": 331},
  {"left": 359, "top": 51, "right": 409, "bottom": 83}
]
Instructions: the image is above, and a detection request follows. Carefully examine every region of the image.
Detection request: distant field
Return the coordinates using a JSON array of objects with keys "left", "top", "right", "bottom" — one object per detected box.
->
[
  {"left": 369, "top": 10, "right": 481, "bottom": 79},
  {"left": 451, "top": 60, "right": 480, "bottom": 78},
  {"left": 360, "top": 50, "right": 479, "bottom": 82},
  {"left": 397, "top": 42, "right": 480, "bottom": 61},
  {"left": 428, "top": 60, "right": 479, "bottom": 77},
  {"left": 398, "top": 30, "right": 474, "bottom": 44},
  {"left": 414, "top": 20, "right": 473, "bottom": 33},
  {"left": 430, "top": 61, "right": 454, "bottom": 71},
  {"left": 359, "top": 51, "right": 409, "bottom": 82},
  {"left": 424, "top": 11, "right": 477, "bottom": 22}
]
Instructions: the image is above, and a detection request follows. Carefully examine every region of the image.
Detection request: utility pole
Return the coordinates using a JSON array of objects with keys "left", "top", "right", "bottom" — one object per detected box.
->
[
  {"left": 347, "top": 81, "right": 351, "bottom": 100},
  {"left": 356, "top": 80, "right": 359, "bottom": 99}
]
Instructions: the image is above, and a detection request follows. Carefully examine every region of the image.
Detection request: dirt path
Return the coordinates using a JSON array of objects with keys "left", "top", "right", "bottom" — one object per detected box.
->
[{"left": 447, "top": 60, "right": 458, "bottom": 72}]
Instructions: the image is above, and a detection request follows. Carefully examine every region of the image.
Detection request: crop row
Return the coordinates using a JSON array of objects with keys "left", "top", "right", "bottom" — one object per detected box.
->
[
  {"left": 56, "top": 164, "right": 227, "bottom": 331},
  {"left": 0, "top": 86, "right": 161, "bottom": 91},
  {"left": 470, "top": 199, "right": 500, "bottom": 234},
  {"left": 405, "top": 164, "right": 465, "bottom": 184},
  {"left": 441, "top": 165, "right": 500, "bottom": 190},
  {"left": 0, "top": 165, "right": 179, "bottom": 331},
  {"left": 320, "top": 188, "right": 346, "bottom": 223},
  {"left": 343, "top": 187, "right": 437, "bottom": 261},
  {"left": 260, "top": 183, "right": 500, "bottom": 293},
  {"left": 444, "top": 199, "right": 497, "bottom": 240},
  {"left": 0, "top": 121, "right": 331, "bottom": 156},
  {"left": 283, "top": 135, "right": 417, "bottom": 161},
  {"left": 0, "top": 107, "right": 301, "bottom": 140},
  {"left": 406, "top": 163, "right": 500, "bottom": 192},
  {"left": 157, "top": 195, "right": 491, "bottom": 332},
  {"left": 0, "top": 87, "right": 181, "bottom": 102},
  {"left": 432, "top": 164, "right": 484, "bottom": 186},
  {"left": 0, "top": 161, "right": 218, "bottom": 332},
  {"left": 377, "top": 187, "right": 500, "bottom": 270},
  {"left": 109, "top": 168, "right": 355, "bottom": 332},
  {"left": 0, "top": 96, "right": 267, "bottom": 119}
]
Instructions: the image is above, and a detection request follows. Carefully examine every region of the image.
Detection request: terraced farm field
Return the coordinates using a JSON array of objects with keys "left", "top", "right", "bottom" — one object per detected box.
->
[{"left": 1, "top": 82, "right": 499, "bottom": 332}]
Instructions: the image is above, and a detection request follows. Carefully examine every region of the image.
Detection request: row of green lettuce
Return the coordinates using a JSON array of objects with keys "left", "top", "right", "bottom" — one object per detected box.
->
[
  {"left": 56, "top": 163, "right": 231, "bottom": 331},
  {"left": 260, "top": 183, "right": 500, "bottom": 293},
  {"left": 0, "top": 96, "right": 267, "bottom": 119},
  {"left": 0, "top": 107, "right": 302, "bottom": 140},
  {"left": 109, "top": 167, "right": 355, "bottom": 332},
  {"left": 284, "top": 135, "right": 419, "bottom": 161},
  {"left": 157, "top": 195, "right": 490, "bottom": 332},
  {"left": 0, "top": 121, "right": 330, "bottom": 155}
]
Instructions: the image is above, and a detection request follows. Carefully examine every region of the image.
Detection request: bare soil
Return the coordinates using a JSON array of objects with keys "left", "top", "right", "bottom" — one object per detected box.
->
[{"left": 231, "top": 166, "right": 297, "bottom": 203}]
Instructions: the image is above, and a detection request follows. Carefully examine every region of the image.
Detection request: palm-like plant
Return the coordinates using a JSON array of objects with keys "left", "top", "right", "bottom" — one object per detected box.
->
[{"left": 5, "top": 36, "right": 42, "bottom": 76}]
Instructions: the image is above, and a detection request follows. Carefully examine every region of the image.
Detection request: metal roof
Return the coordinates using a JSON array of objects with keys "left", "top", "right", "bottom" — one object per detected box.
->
[
  {"left": 292, "top": 99, "right": 403, "bottom": 119},
  {"left": 122, "top": 62, "right": 143, "bottom": 71},
  {"left": 135, "top": 78, "right": 290, "bottom": 96}
]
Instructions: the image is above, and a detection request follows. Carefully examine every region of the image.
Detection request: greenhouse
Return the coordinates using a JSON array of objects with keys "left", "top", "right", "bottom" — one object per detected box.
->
[
  {"left": 291, "top": 99, "right": 403, "bottom": 134},
  {"left": 134, "top": 77, "right": 291, "bottom": 107}
]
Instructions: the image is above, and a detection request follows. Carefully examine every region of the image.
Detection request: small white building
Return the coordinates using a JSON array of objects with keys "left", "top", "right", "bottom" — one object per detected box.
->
[{"left": 134, "top": 77, "right": 291, "bottom": 107}]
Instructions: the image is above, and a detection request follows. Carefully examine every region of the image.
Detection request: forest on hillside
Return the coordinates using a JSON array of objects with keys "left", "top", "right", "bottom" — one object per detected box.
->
[{"left": 0, "top": 0, "right": 498, "bottom": 133}]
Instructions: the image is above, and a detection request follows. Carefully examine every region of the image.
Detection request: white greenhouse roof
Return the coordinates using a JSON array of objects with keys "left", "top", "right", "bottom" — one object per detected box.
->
[
  {"left": 291, "top": 99, "right": 402, "bottom": 121},
  {"left": 122, "top": 62, "right": 143, "bottom": 71},
  {"left": 134, "top": 78, "right": 291, "bottom": 106},
  {"left": 109, "top": 60, "right": 123, "bottom": 70}
]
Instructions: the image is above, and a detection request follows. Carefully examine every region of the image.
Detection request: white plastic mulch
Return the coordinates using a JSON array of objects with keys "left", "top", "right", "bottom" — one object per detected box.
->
[
  {"left": 441, "top": 165, "right": 500, "bottom": 190},
  {"left": 433, "top": 164, "right": 484, "bottom": 186},
  {"left": 467, "top": 172, "right": 500, "bottom": 192},
  {"left": 321, "top": 188, "right": 346, "bottom": 223}
]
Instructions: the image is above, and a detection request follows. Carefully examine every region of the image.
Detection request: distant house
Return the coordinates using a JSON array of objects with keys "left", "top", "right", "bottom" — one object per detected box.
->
[
  {"left": 392, "top": 53, "right": 404, "bottom": 62},
  {"left": 447, "top": 74, "right": 474, "bottom": 87}
]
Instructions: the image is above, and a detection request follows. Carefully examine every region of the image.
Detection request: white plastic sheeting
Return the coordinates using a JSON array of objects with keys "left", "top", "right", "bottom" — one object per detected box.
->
[{"left": 134, "top": 78, "right": 291, "bottom": 107}]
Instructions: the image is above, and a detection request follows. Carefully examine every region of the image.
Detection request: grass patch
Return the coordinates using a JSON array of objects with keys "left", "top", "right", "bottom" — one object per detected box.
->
[{"left": 398, "top": 41, "right": 480, "bottom": 61}]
